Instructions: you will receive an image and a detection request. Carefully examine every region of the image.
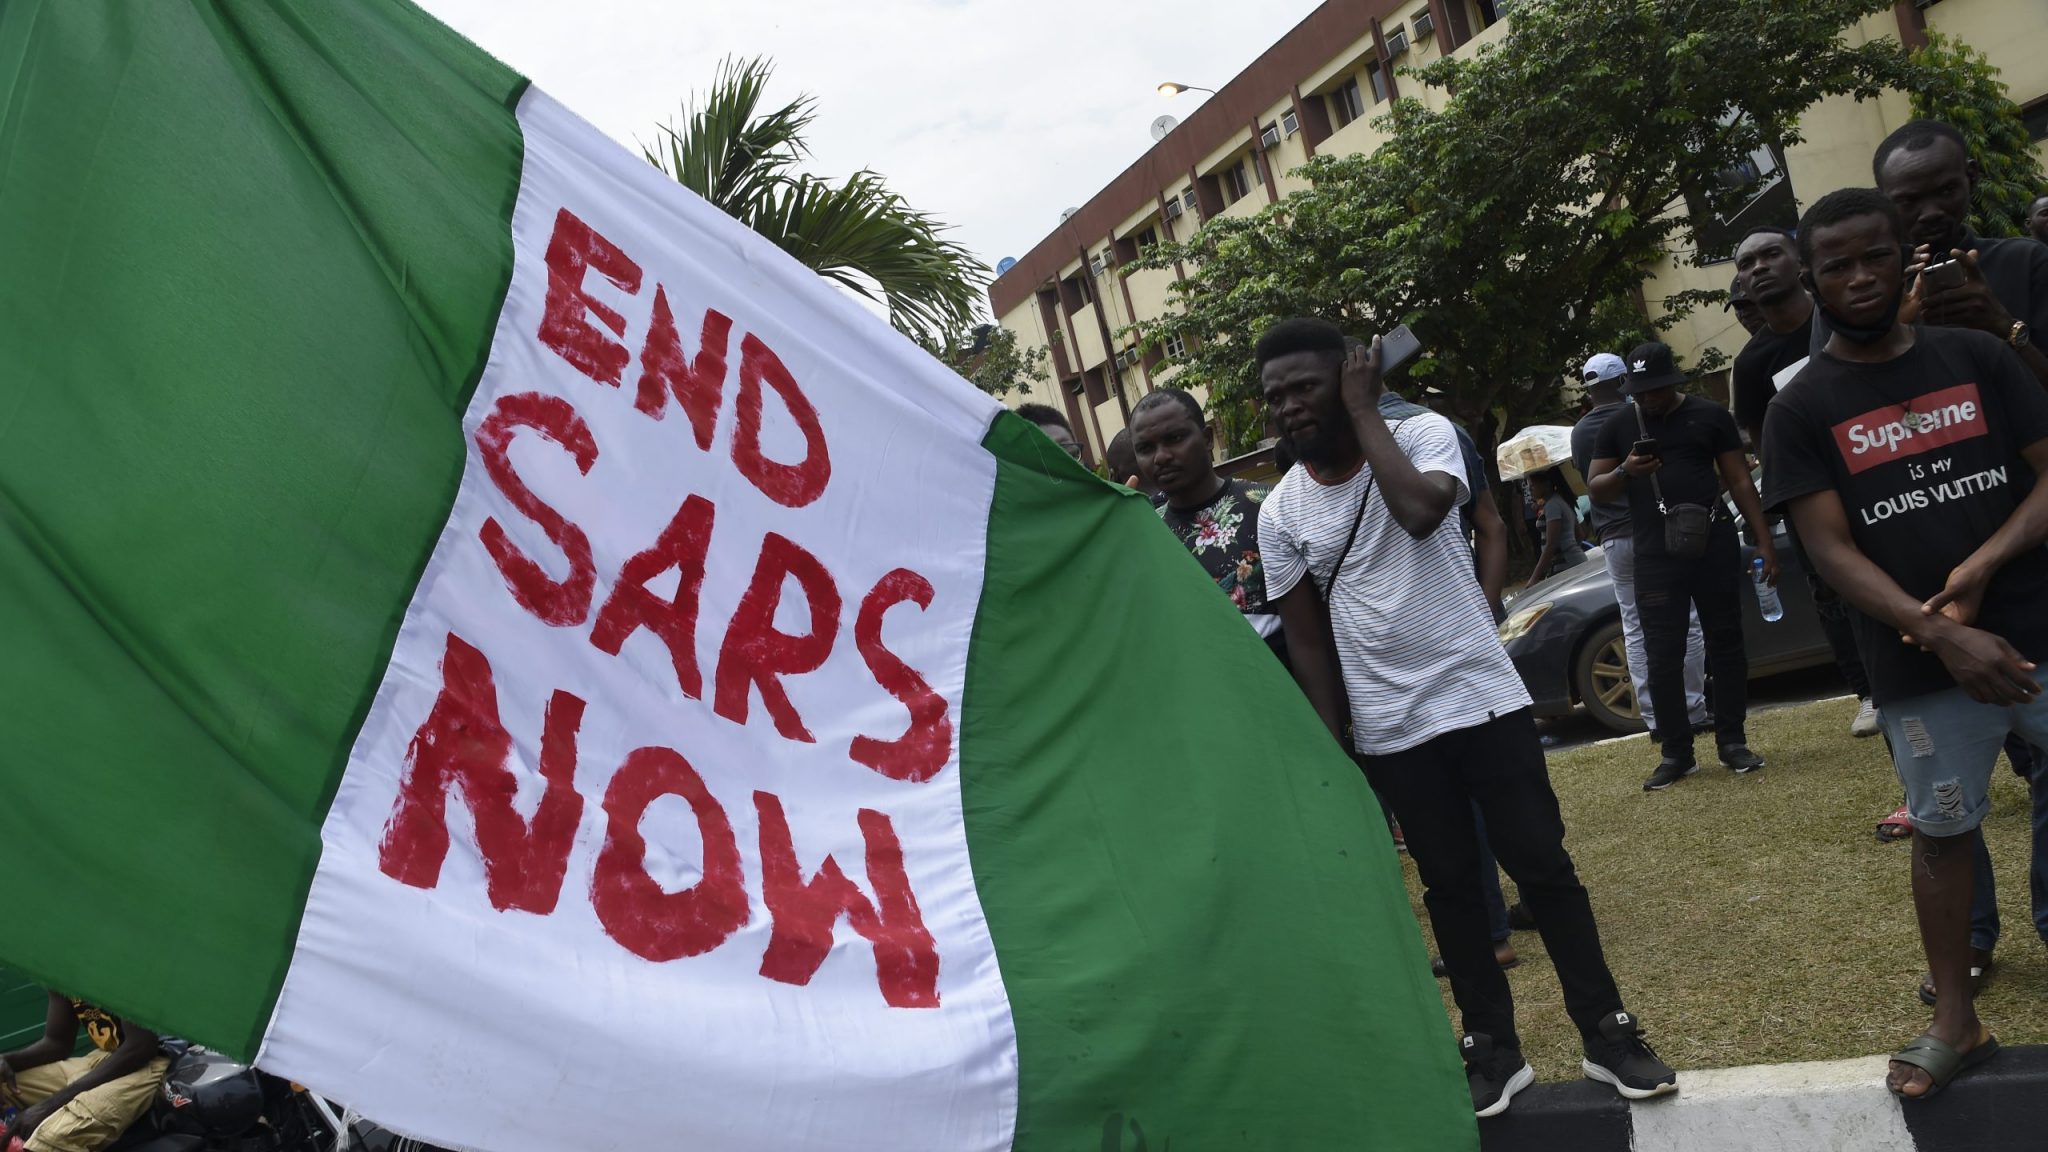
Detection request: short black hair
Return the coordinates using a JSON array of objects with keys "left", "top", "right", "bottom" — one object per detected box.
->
[
  {"left": 1872, "top": 119, "right": 1968, "bottom": 181},
  {"left": 1253, "top": 317, "right": 1347, "bottom": 371},
  {"left": 1736, "top": 226, "right": 1795, "bottom": 253},
  {"left": 1131, "top": 387, "right": 1204, "bottom": 428},
  {"left": 1796, "top": 188, "right": 1905, "bottom": 266},
  {"left": 1015, "top": 402, "right": 1071, "bottom": 433},
  {"left": 1531, "top": 466, "right": 1569, "bottom": 493}
]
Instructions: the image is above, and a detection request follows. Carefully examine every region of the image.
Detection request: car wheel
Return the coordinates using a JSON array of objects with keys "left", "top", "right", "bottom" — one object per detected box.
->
[{"left": 1574, "top": 618, "right": 1646, "bottom": 734}]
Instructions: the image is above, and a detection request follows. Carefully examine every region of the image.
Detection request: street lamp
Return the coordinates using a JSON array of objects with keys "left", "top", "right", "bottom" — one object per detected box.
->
[{"left": 1156, "top": 82, "right": 1215, "bottom": 98}]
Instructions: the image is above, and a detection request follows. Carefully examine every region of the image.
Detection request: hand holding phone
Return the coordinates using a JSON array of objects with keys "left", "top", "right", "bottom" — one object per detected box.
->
[
  {"left": 1922, "top": 259, "right": 1968, "bottom": 294},
  {"left": 1378, "top": 324, "right": 1422, "bottom": 375},
  {"left": 1632, "top": 438, "right": 1659, "bottom": 458}
]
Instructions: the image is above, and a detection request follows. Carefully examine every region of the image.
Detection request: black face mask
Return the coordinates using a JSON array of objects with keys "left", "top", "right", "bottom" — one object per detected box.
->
[{"left": 1802, "top": 270, "right": 1902, "bottom": 346}]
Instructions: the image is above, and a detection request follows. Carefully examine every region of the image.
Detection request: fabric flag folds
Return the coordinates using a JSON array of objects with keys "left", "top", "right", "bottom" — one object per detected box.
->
[{"left": 0, "top": 2, "right": 1474, "bottom": 1149}]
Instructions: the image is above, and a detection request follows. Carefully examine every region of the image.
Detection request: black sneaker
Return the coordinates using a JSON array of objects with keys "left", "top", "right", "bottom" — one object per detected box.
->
[
  {"left": 1720, "top": 744, "right": 1765, "bottom": 774},
  {"left": 1581, "top": 1010, "right": 1678, "bottom": 1100},
  {"left": 1463, "top": 1033, "right": 1535, "bottom": 1118},
  {"left": 1642, "top": 757, "right": 1698, "bottom": 791}
]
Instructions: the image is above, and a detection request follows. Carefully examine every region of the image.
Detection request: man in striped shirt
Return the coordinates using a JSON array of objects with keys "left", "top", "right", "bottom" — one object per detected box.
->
[{"left": 1255, "top": 317, "right": 1674, "bottom": 1117}]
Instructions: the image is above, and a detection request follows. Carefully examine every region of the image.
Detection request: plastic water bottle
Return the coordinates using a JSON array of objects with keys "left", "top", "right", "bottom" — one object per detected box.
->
[{"left": 1754, "top": 557, "right": 1784, "bottom": 622}]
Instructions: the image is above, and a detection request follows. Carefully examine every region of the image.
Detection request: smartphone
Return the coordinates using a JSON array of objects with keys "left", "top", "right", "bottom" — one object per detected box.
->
[
  {"left": 1378, "top": 323, "right": 1422, "bottom": 375},
  {"left": 1632, "top": 438, "right": 1660, "bottom": 458},
  {"left": 1922, "top": 259, "right": 1967, "bottom": 293}
]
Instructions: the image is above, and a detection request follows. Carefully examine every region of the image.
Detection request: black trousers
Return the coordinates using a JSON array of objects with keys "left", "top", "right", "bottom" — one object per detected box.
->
[
  {"left": 1786, "top": 524, "right": 1873, "bottom": 700},
  {"left": 1359, "top": 709, "right": 1623, "bottom": 1052},
  {"left": 1637, "top": 523, "right": 1749, "bottom": 761}
]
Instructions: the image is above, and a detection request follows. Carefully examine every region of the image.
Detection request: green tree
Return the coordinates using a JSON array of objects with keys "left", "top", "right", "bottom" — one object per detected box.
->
[
  {"left": 648, "top": 57, "right": 990, "bottom": 345},
  {"left": 1902, "top": 31, "right": 2048, "bottom": 239},
  {"left": 1128, "top": 0, "right": 1924, "bottom": 460},
  {"left": 916, "top": 324, "right": 1050, "bottom": 397}
]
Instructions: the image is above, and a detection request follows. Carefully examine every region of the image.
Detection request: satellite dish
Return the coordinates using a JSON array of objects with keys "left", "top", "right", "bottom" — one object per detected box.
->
[
  {"left": 995, "top": 256, "right": 1018, "bottom": 276},
  {"left": 1059, "top": 207, "right": 1079, "bottom": 222},
  {"left": 1150, "top": 115, "right": 1179, "bottom": 142}
]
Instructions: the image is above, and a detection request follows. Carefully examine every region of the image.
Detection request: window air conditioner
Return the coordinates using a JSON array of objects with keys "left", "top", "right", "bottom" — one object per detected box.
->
[
  {"left": 1386, "top": 27, "right": 1410, "bottom": 56},
  {"left": 1412, "top": 11, "right": 1434, "bottom": 38}
]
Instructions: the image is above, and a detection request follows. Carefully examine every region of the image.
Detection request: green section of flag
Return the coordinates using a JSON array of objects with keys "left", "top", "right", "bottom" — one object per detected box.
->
[
  {"left": 960, "top": 413, "right": 1478, "bottom": 1150},
  {"left": 0, "top": 0, "right": 524, "bottom": 1055}
]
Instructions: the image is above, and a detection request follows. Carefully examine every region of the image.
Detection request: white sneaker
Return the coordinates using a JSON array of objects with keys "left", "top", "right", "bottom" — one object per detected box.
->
[{"left": 1851, "top": 698, "right": 1880, "bottom": 738}]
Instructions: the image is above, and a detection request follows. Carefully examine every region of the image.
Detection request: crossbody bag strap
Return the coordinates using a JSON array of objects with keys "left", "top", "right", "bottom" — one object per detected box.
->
[{"left": 1309, "top": 417, "right": 1404, "bottom": 598}]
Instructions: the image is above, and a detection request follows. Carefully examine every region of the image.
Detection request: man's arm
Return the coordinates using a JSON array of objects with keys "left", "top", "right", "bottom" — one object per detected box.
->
[
  {"left": 1718, "top": 449, "right": 1779, "bottom": 584},
  {"left": 1271, "top": 584, "right": 1348, "bottom": 744},
  {"left": 1789, "top": 489, "right": 2038, "bottom": 704},
  {"left": 1469, "top": 490, "right": 1508, "bottom": 614},
  {"left": 9, "top": 1020, "right": 161, "bottom": 1143},
  {"left": 1, "top": 993, "right": 75, "bottom": 1077},
  {"left": 1587, "top": 453, "right": 1648, "bottom": 504},
  {"left": 1339, "top": 340, "right": 1458, "bottom": 537}
]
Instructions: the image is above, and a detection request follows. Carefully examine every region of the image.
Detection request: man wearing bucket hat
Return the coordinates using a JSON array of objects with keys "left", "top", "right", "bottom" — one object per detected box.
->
[
  {"left": 1572, "top": 353, "right": 1708, "bottom": 744},
  {"left": 1587, "top": 343, "right": 1777, "bottom": 790}
]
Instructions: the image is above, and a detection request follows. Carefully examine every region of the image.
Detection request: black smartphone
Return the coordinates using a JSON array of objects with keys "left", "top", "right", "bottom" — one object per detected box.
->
[
  {"left": 1922, "top": 259, "right": 1967, "bottom": 293},
  {"left": 1632, "top": 438, "right": 1659, "bottom": 458},
  {"left": 1378, "top": 323, "right": 1422, "bottom": 375}
]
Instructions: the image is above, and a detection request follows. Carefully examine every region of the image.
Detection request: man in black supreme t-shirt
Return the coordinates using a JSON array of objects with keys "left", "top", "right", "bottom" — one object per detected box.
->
[
  {"left": 1764, "top": 188, "right": 2048, "bottom": 1100},
  {"left": 1589, "top": 344, "right": 1777, "bottom": 789}
]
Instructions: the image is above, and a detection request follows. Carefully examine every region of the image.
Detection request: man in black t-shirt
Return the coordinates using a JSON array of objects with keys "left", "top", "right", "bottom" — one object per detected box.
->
[
  {"left": 1763, "top": 187, "right": 2048, "bottom": 1100},
  {"left": 1733, "top": 227, "right": 1880, "bottom": 736},
  {"left": 1574, "top": 354, "right": 1708, "bottom": 740},
  {"left": 1131, "top": 389, "right": 1284, "bottom": 665},
  {"left": 1589, "top": 344, "right": 1777, "bottom": 789},
  {"left": 1876, "top": 120, "right": 2047, "bottom": 389}
]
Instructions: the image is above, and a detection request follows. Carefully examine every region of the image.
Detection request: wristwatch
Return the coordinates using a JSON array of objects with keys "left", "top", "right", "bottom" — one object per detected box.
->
[{"left": 2012, "top": 320, "right": 2034, "bottom": 349}]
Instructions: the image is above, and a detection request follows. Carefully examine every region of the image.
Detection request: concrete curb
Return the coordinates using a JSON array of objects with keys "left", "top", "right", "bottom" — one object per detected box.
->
[{"left": 1478, "top": 1045, "right": 2048, "bottom": 1151}]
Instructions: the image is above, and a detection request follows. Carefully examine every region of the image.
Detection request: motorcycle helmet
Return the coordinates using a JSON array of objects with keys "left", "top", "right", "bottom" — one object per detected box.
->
[{"left": 160, "top": 1049, "right": 264, "bottom": 1137}]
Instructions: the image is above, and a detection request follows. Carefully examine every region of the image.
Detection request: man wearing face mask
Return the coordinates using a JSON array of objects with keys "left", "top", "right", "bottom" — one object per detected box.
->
[{"left": 1763, "top": 186, "right": 2048, "bottom": 1100}]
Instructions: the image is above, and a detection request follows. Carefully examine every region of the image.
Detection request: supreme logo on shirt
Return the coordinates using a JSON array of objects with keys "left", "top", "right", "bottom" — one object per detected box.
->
[{"left": 1831, "top": 382, "right": 1986, "bottom": 475}]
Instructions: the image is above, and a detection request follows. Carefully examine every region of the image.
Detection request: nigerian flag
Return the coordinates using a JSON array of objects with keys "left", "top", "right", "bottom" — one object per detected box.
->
[{"left": 0, "top": 3, "right": 1474, "bottom": 1149}]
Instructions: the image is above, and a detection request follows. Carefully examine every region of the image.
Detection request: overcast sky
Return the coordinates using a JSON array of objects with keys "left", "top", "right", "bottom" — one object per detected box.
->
[{"left": 418, "top": 0, "right": 1320, "bottom": 284}]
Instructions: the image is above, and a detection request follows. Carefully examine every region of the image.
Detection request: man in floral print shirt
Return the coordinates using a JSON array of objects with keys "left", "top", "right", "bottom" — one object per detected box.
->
[{"left": 1130, "top": 389, "right": 1285, "bottom": 664}]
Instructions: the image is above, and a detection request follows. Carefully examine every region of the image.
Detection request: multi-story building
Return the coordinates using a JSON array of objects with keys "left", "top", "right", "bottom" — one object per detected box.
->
[{"left": 989, "top": 0, "right": 2048, "bottom": 467}]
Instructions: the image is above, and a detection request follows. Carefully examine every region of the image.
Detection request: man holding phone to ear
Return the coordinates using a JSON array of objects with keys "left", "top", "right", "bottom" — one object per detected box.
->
[{"left": 1257, "top": 317, "right": 1675, "bottom": 1118}]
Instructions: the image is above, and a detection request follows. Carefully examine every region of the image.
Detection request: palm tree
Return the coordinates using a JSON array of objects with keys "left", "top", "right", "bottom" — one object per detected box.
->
[{"left": 648, "top": 57, "right": 990, "bottom": 346}]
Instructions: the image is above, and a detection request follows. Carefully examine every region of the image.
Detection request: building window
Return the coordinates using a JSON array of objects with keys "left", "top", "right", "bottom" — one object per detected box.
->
[
  {"left": 1222, "top": 161, "right": 1253, "bottom": 204},
  {"left": 1135, "top": 226, "right": 1159, "bottom": 252},
  {"left": 1366, "top": 60, "right": 1390, "bottom": 103},
  {"left": 1281, "top": 109, "right": 1300, "bottom": 136},
  {"left": 1164, "top": 333, "right": 1186, "bottom": 360},
  {"left": 2025, "top": 98, "right": 2048, "bottom": 144},
  {"left": 1331, "top": 78, "right": 1365, "bottom": 127}
]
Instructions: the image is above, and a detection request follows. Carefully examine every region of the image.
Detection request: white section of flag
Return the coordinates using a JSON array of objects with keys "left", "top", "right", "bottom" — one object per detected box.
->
[{"left": 257, "top": 88, "right": 1017, "bottom": 1152}]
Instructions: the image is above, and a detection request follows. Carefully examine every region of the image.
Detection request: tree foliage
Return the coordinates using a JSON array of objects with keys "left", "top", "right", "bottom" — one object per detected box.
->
[
  {"left": 916, "top": 324, "right": 1051, "bottom": 397},
  {"left": 1902, "top": 32, "right": 2048, "bottom": 239},
  {"left": 648, "top": 57, "right": 990, "bottom": 345},
  {"left": 1128, "top": 0, "right": 1924, "bottom": 458}
]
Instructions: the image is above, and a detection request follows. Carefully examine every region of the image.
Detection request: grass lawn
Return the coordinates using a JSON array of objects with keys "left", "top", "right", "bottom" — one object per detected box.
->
[{"left": 1401, "top": 694, "right": 2048, "bottom": 1081}]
